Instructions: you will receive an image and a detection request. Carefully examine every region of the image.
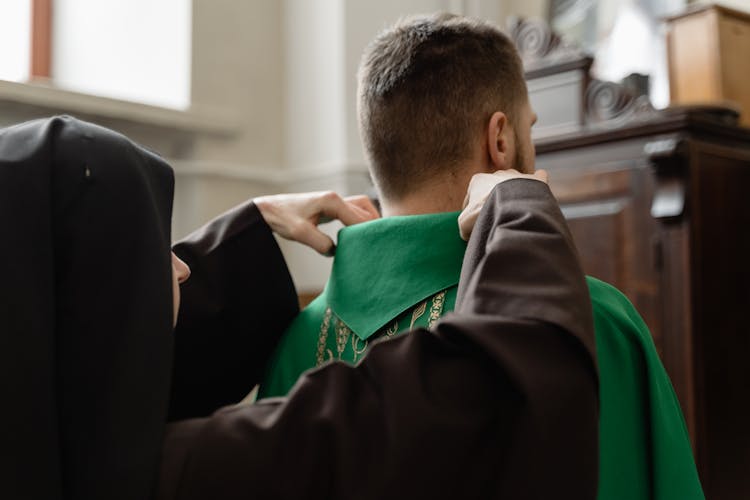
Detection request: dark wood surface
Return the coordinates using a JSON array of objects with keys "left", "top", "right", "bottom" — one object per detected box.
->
[{"left": 535, "top": 108, "right": 750, "bottom": 500}]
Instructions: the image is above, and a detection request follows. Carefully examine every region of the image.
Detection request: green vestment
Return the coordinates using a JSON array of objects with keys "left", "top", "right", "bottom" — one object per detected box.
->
[{"left": 259, "top": 212, "right": 704, "bottom": 500}]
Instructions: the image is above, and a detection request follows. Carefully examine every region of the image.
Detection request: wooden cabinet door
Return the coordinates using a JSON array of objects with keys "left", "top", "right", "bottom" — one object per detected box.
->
[
  {"left": 543, "top": 149, "right": 698, "bottom": 461},
  {"left": 545, "top": 159, "right": 664, "bottom": 352}
]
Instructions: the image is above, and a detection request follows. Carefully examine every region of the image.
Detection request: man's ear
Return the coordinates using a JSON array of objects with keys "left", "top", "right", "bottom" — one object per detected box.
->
[{"left": 486, "top": 111, "right": 512, "bottom": 170}]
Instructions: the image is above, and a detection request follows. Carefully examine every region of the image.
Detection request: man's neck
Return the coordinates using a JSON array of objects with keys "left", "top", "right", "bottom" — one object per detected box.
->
[
  {"left": 380, "top": 167, "right": 481, "bottom": 217},
  {"left": 381, "top": 191, "right": 463, "bottom": 216}
]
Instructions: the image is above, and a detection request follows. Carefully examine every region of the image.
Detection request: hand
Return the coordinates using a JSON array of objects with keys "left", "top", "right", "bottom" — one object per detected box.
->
[
  {"left": 458, "top": 169, "right": 548, "bottom": 241},
  {"left": 254, "top": 191, "right": 380, "bottom": 255}
]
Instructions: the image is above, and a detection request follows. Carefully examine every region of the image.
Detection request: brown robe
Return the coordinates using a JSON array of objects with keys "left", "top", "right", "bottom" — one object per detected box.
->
[{"left": 162, "top": 179, "right": 598, "bottom": 499}]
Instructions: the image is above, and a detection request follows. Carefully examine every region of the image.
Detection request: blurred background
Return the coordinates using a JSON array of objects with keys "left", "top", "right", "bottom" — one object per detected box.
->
[{"left": 1, "top": 0, "right": 746, "bottom": 292}]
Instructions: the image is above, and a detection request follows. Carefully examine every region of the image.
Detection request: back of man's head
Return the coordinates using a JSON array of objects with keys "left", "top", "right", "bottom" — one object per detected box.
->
[{"left": 357, "top": 13, "right": 527, "bottom": 202}]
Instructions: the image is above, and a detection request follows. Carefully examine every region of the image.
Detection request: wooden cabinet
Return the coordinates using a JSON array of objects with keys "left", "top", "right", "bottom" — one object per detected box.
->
[
  {"left": 511, "top": 17, "right": 750, "bottom": 495},
  {"left": 535, "top": 109, "right": 750, "bottom": 500}
]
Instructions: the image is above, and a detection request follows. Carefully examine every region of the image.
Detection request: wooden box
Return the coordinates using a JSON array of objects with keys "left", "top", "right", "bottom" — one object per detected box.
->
[{"left": 667, "top": 4, "right": 750, "bottom": 126}]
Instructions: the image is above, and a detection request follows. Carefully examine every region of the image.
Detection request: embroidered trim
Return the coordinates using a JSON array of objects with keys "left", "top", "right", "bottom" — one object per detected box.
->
[
  {"left": 318, "top": 289, "right": 448, "bottom": 365},
  {"left": 316, "top": 307, "right": 333, "bottom": 367},
  {"left": 335, "top": 317, "right": 351, "bottom": 360},
  {"left": 351, "top": 335, "right": 368, "bottom": 363},
  {"left": 384, "top": 320, "right": 398, "bottom": 338},
  {"left": 409, "top": 301, "right": 427, "bottom": 330},
  {"left": 428, "top": 290, "right": 446, "bottom": 328}
]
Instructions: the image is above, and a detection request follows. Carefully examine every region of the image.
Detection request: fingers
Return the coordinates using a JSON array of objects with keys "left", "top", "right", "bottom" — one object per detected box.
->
[
  {"left": 292, "top": 220, "right": 336, "bottom": 255},
  {"left": 459, "top": 169, "right": 549, "bottom": 241},
  {"left": 254, "top": 191, "right": 379, "bottom": 254},
  {"left": 319, "top": 192, "right": 378, "bottom": 227},
  {"left": 306, "top": 193, "right": 378, "bottom": 252},
  {"left": 458, "top": 209, "right": 478, "bottom": 241},
  {"left": 344, "top": 195, "right": 381, "bottom": 220}
]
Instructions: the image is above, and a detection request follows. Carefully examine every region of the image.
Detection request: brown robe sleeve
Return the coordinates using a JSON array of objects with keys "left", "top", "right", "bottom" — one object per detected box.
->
[
  {"left": 170, "top": 201, "right": 299, "bottom": 420},
  {"left": 158, "top": 179, "right": 598, "bottom": 500}
]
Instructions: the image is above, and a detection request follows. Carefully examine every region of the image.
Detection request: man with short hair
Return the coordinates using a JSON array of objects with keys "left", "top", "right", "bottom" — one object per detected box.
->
[
  {"left": 358, "top": 13, "right": 535, "bottom": 208},
  {"left": 260, "top": 13, "right": 538, "bottom": 394},
  {"left": 259, "top": 13, "right": 703, "bottom": 500}
]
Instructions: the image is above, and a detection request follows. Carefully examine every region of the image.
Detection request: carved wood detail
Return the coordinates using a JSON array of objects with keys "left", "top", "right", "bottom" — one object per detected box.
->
[
  {"left": 508, "top": 16, "right": 590, "bottom": 72},
  {"left": 585, "top": 79, "right": 658, "bottom": 126}
]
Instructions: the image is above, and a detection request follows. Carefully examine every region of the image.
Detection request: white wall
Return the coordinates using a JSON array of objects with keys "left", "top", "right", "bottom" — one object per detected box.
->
[
  {"left": 284, "top": 0, "right": 346, "bottom": 170},
  {"left": 189, "top": 0, "right": 284, "bottom": 167}
]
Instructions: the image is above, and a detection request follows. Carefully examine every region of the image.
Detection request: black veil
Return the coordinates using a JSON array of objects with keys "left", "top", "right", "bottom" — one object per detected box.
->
[{"left": 0, "top": 116, "right": 175, "bottom": 500}]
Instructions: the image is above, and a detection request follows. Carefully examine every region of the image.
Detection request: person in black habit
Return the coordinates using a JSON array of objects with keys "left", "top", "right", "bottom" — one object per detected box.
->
[{"left": 0, "top": 116, "right": 598, "bottom": 499}]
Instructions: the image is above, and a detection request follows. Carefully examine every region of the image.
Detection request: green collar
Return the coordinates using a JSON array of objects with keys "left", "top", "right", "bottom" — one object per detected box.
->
[{"left": 325, "top": 211, "right": 466, "bottom": 341}]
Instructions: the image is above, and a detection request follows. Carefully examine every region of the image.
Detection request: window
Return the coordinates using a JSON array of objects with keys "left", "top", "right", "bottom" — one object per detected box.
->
[
  {"left": 0, "top": 0, "right": 191, "bottom": 110},
  {"left": 53, "top": 0, "right": 192, "bottom": 109},
  {"left": 0, "top": 1, "right": 32, "bottom": 82}
]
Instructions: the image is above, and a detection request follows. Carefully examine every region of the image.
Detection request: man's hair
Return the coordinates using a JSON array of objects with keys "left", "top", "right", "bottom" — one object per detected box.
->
[{"left": 357, "top": 13, "right": 527, "bottom": 200}]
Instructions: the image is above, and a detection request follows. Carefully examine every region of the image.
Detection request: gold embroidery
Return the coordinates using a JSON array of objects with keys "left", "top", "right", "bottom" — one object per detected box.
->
[
  {"left": 428, "top": 290, "right": 446, "bottom": 328},
  {"left": 384, "top": 320, "right": 398, "bottom": 338},
  {"left": 316, "top": 307, "right": 333, "bottom": 366},
  {"left": 335, "top": 317, "right": 351, "bottom": 360},
  {"left": 317, "top": 289, "right": 448, "bottom": 364},
  {"left": 409, "top": 301, "right": 427, "bottom": 330},
  {"left": 351, "top": 335, "right": 368, "bottom": 363}
]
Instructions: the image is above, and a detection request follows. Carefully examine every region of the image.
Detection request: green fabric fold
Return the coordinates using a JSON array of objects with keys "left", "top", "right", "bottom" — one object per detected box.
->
[{"left": 328, "top": 211, "right": 466, "bottom": 340}]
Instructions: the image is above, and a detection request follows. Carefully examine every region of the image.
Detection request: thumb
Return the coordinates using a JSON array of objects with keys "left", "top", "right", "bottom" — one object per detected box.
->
[{"left": 458, "top": 208, "right": 479, "bottom": 241}]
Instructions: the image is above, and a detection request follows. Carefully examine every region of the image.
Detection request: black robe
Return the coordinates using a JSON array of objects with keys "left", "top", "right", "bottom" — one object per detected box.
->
[
  {"left": 0, "top": 116, "right": 598, "bottom": 500},
  {"left": 0, "top": 116, "right": 175, "bottom": 500}
]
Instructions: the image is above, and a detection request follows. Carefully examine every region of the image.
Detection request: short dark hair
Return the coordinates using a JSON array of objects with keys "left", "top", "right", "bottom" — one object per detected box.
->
[{"left": 357, "top": 13, "right": 527, "bottom": 200}]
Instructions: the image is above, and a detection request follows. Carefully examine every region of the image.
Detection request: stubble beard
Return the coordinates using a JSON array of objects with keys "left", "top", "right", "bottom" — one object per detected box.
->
[{"left": 512, "top": 128, "right": 529, "bottom": 174}]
